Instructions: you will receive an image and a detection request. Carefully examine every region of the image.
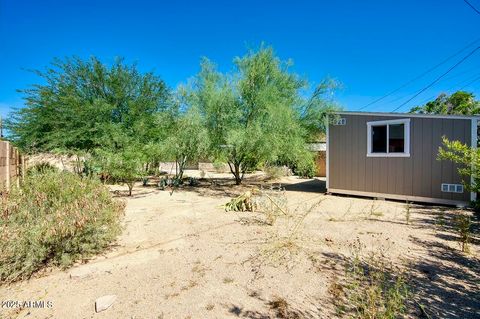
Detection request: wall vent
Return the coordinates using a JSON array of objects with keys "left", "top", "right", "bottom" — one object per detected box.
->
[{"left": 441, "top": 183, "right": 463, "bottom": 193}]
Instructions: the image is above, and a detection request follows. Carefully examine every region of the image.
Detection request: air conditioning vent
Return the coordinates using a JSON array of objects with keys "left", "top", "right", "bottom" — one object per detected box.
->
[{"left": 441, "top": 183, "right": 464, "bottom": 193}]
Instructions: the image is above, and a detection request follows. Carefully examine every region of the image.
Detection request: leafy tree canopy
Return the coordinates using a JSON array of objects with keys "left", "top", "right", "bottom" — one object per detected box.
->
[
  {"left": 410, "top": 91, "right": 480, "bottom": 115},
  {"left": 183, "top": 45, "right": 339, "bottom": 184},
  {"left": 6, "top": 56, "right": 175, "bottom": 153}
]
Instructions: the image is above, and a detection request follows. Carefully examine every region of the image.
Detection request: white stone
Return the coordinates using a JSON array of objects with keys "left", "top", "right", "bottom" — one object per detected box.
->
[{"left": 95, "top": 295, "right": 117, "bottom": 313}]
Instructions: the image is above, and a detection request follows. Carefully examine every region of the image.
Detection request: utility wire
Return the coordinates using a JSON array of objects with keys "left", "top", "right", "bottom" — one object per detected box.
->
[
  {"left": 391, "top": 46, "right": 480, "bottom": 112},
  {"left": 414, "top": 73, "right": 480, "bottom": 106},
  {"left": 459, "top": 74, "right": 480, "bottom": 89},
  {"left": 356, "top": 37, "right": 480, "bottom": 111},
  {"left": 464, "top": 0, "right": 480, "bottom": 15}
]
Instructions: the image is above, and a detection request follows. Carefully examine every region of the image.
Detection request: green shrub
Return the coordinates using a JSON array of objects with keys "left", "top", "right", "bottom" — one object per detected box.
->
[
  {"left": 0, "top": 171, "right": 124, "bottom": 283},
  {"left": 263, "top": 165, "right": 291, "bottom": 180},
  {"left": 294, "top": 157, "right": 316, "bottom": 178},
  {"left": 27, "top": 162, "right": 58, "bottom": 174}
]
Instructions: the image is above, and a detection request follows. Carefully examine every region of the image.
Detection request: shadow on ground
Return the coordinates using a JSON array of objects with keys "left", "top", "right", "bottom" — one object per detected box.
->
[{"left": 283, "top": 178, "right": 326, "bottom": 193}]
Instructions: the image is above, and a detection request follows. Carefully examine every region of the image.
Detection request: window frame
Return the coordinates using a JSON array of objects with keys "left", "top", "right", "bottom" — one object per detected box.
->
[{"left": 366, "top": 118, "right": 410, "bottom": 157}]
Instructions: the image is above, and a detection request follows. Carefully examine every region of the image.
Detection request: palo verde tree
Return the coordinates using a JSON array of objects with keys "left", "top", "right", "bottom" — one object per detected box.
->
[
  {"left": 6, "top": 56, "right": 174, "bottom": 153},
  {"left": 184, "top": 46, "right": 339, "bottom": 184},
  {"left": 161, "top": 107, "right": 209, "bottom": 180}
]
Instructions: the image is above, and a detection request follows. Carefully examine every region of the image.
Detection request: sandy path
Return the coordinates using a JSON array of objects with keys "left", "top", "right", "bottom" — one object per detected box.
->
[{"left": 1, "top": 176, "right": 479, "bottom": 319}]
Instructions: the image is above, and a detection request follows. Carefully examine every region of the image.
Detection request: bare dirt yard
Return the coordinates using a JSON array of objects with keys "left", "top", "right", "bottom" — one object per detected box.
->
[{"left": 1, "top": 172, "right": 479, "bottom": 319}]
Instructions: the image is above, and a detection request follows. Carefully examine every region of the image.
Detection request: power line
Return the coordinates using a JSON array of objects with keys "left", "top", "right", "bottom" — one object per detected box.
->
[
  {"left": 383, "top": 66, "right": 480, "bottom": 105},
  {"left": 464, "top": 0, "right": 480, "bottom": 15},
  {"left": 391, "top": 46, "right": 480, "bottom": 112},
  {"left": 413, "top": 73, "right": 480, "bottom": 106},
  {"left": 356, "top": 37, "right": 480, "bottom": 111},
  {"left": 459, "top": 74, "right": 480, "bottom": 90}
]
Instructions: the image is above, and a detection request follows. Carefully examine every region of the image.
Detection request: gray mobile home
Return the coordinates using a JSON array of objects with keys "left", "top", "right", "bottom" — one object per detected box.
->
[{"left": 326, "top": 111, "right": 479, "bottom": 206}]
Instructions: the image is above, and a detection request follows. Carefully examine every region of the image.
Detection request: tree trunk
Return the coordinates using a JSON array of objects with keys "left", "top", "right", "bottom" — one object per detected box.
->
[
  {"left": 127, "top": 182, "right": 133, "bottom": 196},
  {"left": 233, "top": 162, "right": 242, "bottom": 185},
  {"left": 177, "top": 156, "right": 187, "bottom": 180},
  {"left": 228, "top": 160, "right": 243, "bottom": 185}
]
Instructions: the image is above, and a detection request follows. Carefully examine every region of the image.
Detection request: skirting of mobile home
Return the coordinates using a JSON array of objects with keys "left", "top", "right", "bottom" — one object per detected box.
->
[{"left": 326, "top": 111, "right": 479, "bottom": 206}]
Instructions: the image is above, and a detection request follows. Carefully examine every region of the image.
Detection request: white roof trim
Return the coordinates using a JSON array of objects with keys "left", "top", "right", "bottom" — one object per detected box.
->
[{"left": 336, "top": 111, "right": 480, "bottom": 120}]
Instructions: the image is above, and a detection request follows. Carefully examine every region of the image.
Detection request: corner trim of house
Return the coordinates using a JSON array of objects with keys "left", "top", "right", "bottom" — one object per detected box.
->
[
  {"left": 326, "top": 114, "right": 329, "bottom": 190},
  {"left": 327, "top": 188, "right": 469, "bottom": 207},
  {"left": 471, "top": 118, "right": 477, "bottom": 202}
]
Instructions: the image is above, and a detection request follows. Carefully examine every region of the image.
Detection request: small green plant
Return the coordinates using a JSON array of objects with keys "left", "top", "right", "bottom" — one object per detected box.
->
[
  {"left": 405, "top": 201, "right": 411, "bottom": 225},
  {"left": 455, "top": 212, "right": 472, "bottom": 253},
  {"left": 364, "top": 201, "right": 383, "bottom": 220},
  {"left": 188, "top": 177, "right": 199, "bottom": 186},
  {"left": 436, "top": 212, "right": 446, "bottom": 230},
  {"left": 0, "top": 171, "right": 124, "bottom": 283}
]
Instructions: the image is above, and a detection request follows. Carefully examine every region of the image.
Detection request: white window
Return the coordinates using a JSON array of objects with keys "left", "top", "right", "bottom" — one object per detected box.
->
[{"left": 367, "top": 119, "right": 410, "bottom": 157}]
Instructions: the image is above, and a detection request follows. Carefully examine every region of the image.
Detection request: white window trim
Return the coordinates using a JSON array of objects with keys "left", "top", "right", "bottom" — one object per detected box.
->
[{"left": 367, "top": 119, "right": 410, "bottom": 157}]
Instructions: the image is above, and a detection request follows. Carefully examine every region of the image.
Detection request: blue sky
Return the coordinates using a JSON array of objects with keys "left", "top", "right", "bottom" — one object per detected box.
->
[{"left": 1, "top": 0, "right": 480, "bottom": 117}]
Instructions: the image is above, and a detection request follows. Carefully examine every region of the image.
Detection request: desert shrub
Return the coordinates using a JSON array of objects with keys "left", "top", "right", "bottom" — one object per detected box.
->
[
  {"left": 0, "top": 171, "right": 124, "bottom": 283},
  {"left": 213, "top": 160, "right": 227, "bottom": 173},
  {"left": 27, "top": 161, "right": 58, "bottom": 174},
  {"left": 264, "top": 165, "right": 291, "bottom": 180},
  {"left": 293, "top": 157, "right": 316, "bottom": 178}
]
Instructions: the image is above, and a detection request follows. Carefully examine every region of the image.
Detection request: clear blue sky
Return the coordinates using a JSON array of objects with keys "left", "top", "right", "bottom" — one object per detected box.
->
[{"left": 1, "top": 0, "right": 480, "bottom": 118}]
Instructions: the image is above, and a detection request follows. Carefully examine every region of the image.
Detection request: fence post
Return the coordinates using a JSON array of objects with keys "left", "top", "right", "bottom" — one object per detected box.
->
[
  {"left": 16, "top": 148, "right": 20, "bottom": 187},
  {"left": 5, "top": 141, "right": 10, "bottom": 191},
  {"left": 21, "top": 154, "right": 25, "bottom": 182}
]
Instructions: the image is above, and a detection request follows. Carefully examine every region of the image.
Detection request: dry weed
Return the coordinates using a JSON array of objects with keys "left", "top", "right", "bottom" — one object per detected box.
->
[
  {"left": 243, "top": 200, "right": 323, "bottom": 277},
  {"left": 332, "top": 239, "right": 411, "bottom": 319},
  {"left": 268, "top": 296, "right": 301, "bottom": 319}
]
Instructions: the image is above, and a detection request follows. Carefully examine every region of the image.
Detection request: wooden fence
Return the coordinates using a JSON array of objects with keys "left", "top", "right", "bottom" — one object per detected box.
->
[{"left": 0, "top": 141, "right": 25, "bottom": 190}]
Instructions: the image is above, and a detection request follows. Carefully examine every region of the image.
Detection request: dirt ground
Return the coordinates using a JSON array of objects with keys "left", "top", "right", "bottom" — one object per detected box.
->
[{"left": 1, "top": 172, "right": 479, "bottom": 319}]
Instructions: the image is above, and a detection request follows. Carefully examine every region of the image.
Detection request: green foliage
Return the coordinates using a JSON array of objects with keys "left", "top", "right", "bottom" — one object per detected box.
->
[
  {"left": 6, "top": 56, "right": 174, "bottom": 153},
  {"left": 292, "top": 151, "right": 316, "bottom": 178},
  {"left": 299, "top": 78, "right": 342, "bottom": 141},
  {"left": 438, "top": 137, "right": 479, "bottom": 195},
  {"left": 410, "top": 91, "right": 479, "bottom": 115},
  {"left": 95, "top": 145, "right": 145, "bottom": 196},
  {"left": 184, "top": 45, "right": 338, "bottom": 184},
  {"left": 8, "top": 47, "right": 339, "bottom": 187},
  {"left": 161, "top": 107, "right": 209, "bottom": 180},
  {"left": 263, "top": 165, "right": 290, "bottom": 180},
  {"left": 0, "top": 171, "right": 124, "bottom": 283},
  {"left": 26, "top": 161, "right": 58, "bottom": 174}
]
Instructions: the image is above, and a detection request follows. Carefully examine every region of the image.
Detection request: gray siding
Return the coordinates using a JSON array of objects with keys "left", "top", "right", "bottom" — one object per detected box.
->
[{"left": 328, "top": 114, "right": 472, "bottom": 203}]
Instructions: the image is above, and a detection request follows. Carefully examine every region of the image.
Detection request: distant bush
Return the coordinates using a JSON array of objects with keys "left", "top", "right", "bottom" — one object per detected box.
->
[
  {"left": 263, "top": 165, "right": 291, "bottom": 180},
  {"left": 27, "top": 161, "right": 58, "bottom": 174},
  {"left": 0, "top": 171, "right": 124, "bottom": 283},
  {"left": 294, "top": 157, "right": 316, "bottom": 178}
]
